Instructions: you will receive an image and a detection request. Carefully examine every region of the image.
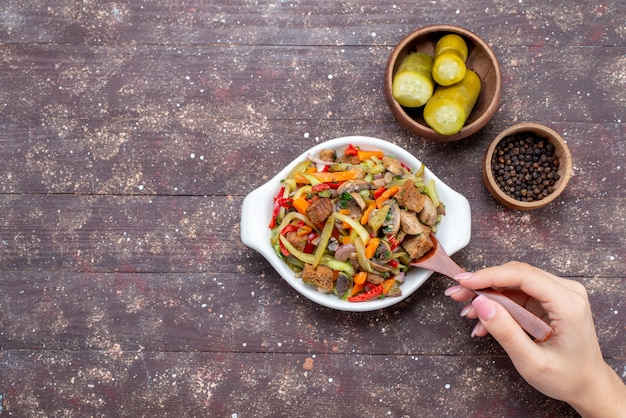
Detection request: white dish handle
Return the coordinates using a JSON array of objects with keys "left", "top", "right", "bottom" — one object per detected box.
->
[{"left": 240, "top": 181, "right": 274, "bottom": 253}]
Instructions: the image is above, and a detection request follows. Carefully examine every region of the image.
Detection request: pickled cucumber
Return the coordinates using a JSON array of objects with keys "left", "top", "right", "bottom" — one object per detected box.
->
[
  {"left": 432, "top": 34, "right": 468, "bottom": 86},
  {"left": 392, "top": 52, "right": 434, "bottom": 108},
  {"left": 423, "top": 69, "right": 481, "bottom": 135}
]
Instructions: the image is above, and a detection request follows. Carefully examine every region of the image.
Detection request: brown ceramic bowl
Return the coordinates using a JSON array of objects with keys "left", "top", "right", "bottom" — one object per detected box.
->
[
  {"left": 482, "top": 123, "right": 573, "bottom": 210},
  {"left": 383, "top": 25, "right": 502, "bottom": 142}
]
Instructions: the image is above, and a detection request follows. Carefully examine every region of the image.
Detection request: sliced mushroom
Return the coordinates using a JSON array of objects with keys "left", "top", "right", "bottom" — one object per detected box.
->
[
  {"left": 373, "top": 239, "right": 392, "bottom": 261},
  {"left": 400, "top": 209, "right": 428, "bottom": 235},
  {"left": 437, "top": 202, "right": 446, "bottom": 216},
  {"left": 383, "top": 156, "right": 405, "bottom": 175},
  {"left": 350, "top": 192, "right": 367, "bottom": 210},
  {"left": 371, "top": 177, "right": 386, "bottom": 188},
  {"left": 335, "top": 273, "right": 352, "bottom": 297},
  {"left": 339, "top": 197, "right": 364, "bottom": 222},
  {"left": 337, "top": 179, "right": 371, "bottom": 194},
  {"left": 327, "top": 237, "right": 340, "bottom": 252},
  {"left": 382, "top": 201, "right": 401, "bottom": 236},
  {"left": 418, "top": 196, "right": 438, "bottom": 226},
  {"left": 365, "top": 272, "right": 385, "bottom": 285},
  {"left": 370, "top": 259, "right": 394, "bottom": 273}
]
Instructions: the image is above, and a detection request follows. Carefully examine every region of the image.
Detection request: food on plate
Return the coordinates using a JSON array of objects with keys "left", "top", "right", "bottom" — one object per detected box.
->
[
  {"left": 432, "top": 34, "right": 468, "bottom": 86},
  {"left": 269, "top": 144, "right": 445, "bottom": 302},
  {"left": 423, "top": 69, "right": 481, "bottom": 135},
  {"left": 391, "top": 52, "right": 435, "bottom": 107}
]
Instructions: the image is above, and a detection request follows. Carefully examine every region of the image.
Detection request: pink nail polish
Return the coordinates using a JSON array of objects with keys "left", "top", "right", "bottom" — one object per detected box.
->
[
  {"left": 471, "top": 322, "right": 483, "bottom": 338},
  {"left": 444, "top": 285, "right": 462, "bottom": 296},
  {"left": 472, "top": 295, "right": 497, "bottom": 321},
  {"left": 460, "top": 304, "right": 473, "bottom": 317},
  {"left": 454, "top": 272, "right": 474, "bottom": 281}
]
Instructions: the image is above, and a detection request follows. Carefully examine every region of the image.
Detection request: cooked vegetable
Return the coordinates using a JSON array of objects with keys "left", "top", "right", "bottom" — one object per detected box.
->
[
  {"left": 423, "top": 69, "right": 481, "bottom": 135},
  {"left": 334, "top": 243, "right": 355, "bottom": 261},
  {"left": 432, "top": 34, "right": 468, "bottom": 86},
  {"left": 392, "top": 52, "right": 435, "bottom": 108},
  {"left": 334, "top": 211, "right": 371, "bottom": 246},
  {"left": 354, "top": 236, "right": 373, "bottom": 273},
  {"left": 269, "top": 144, "right": 445, "bottom": 302},
  {"left": 348, "top": 284, "right": 383, "bottom": 302},
  {"left": 279, "top": 235, "right": 354, "bottom": 275},
  {"left": 350, "top": 281, "right": 366, "bottom": 297},
  {"left": 381, "top": 278, "right": 396, "bottom": 294},
  {"left": 360, "top": 202, "right": 376, "bottom": 225},
  {"left": 357, "top": 150, "right": 384, "bottom": 161},
  {"left": 309, "top": 170, "right": 358, "bottom": 183},
  {"left": 364, "top": 238, "right": 380, "bottom": 260},
  {"left": 292, "top": 196, "right": 309, "bottom": 215},
  {"left": 367, "top": 204, "right": 389, "bottom": 233},
  {"left": 375, "top": 185, "right": 399, "bottom": 209},
  {"left": 353, "top": 271, "right": 367, "bottom": 285},
  {"left": 312, "top": 215, "right": 336, "bottom": 267}
]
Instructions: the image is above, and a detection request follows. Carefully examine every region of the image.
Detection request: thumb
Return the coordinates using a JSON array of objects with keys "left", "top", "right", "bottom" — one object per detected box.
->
[{"left": 472, "top": 295, "right": 540, "bottom": 361}]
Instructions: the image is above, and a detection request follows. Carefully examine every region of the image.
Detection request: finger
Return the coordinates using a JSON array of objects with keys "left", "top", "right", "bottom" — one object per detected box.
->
[
  {"left": 460, "top": 303, "right": 476, "bottom": 318},
  {"left": 470, "top": 321, "right": 488, "bottom": 338},
  {"left": 455, "top": 261, "right": 574, "bottom": 306},
  {"left": 444, "top": 284, "right": 475, "bottom": 302},
  {"left": 471, "top": 294, "right": 542, "bottom": 361}
]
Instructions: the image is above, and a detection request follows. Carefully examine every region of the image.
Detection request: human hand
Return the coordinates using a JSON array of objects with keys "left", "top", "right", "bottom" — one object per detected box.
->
[{"left": 445, "top": 261, "right": 626, "bottom": 417}]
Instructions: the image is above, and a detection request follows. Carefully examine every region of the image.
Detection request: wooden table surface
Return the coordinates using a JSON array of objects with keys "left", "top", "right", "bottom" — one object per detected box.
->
[{"left": 1, "top": 1, "right": 625, "bottom": 416}]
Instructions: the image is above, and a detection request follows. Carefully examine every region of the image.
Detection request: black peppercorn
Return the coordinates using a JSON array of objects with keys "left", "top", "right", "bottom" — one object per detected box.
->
[{"left": 490, "top": 132, "right": 561, "bottom": 202}]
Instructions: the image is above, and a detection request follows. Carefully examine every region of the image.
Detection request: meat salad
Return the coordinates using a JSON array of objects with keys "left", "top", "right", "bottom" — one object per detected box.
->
[{"left": 269, "top": 144, "right": 445, "bottom": 302}]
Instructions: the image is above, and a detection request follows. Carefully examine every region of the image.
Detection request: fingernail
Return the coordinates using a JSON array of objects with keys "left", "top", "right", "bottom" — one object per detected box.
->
[
  {"left": 470, "top": 322, "right": 484, "bottom": 338},
  {"left": 444, "top": 285, "right": 462, "bottom": 296},
  {"left": 454, "top": 272, "right": 474, "bottom": 281},
  {"left": 472, "top": 295, "right": 497, "bottom": 321},
  {"left": 460, "top": 304, "right": 473, "bottom": 317}
]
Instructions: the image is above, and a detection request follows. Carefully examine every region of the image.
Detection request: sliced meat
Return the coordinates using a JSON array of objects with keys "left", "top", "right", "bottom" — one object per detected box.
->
[
  {"left": 319, "top": 149, "right": 337, "bottom": 162},
  {"left": 285, "top": 231, "right": 307, "bottom": 253},
  {"left": 400, "top": 209, "right": 431, "bottom": 235},
  {"left": 305, "top": 197, "right": 334, "bottom": 225},
  {"left": 418, "top": 196, "right": 438, "bottom": 226},
  {"left": 337, "top": 154, "right": 361, "bottom": 165},
  {"left": 402, "top": 233, "right": 434, "bottom": 260},
  {"left": 395, "top": 180, "right": 426, "bottom": 213},
  {"left": 382, "top": 156, "right": 405, "bottom": 175},
  {"left": 302, "top": 263, "right": 335, "bottom": 292}
]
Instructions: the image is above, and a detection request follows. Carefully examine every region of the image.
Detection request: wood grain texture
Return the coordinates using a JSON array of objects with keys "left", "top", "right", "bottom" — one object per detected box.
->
[{"left": 0, "top": 0, "right": 624, "bottom": 416}]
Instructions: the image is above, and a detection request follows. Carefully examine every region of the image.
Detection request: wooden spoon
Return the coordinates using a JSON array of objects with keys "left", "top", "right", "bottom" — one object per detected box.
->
[{"left": 410, "top": 235, "right": 555, "bottom": 342}]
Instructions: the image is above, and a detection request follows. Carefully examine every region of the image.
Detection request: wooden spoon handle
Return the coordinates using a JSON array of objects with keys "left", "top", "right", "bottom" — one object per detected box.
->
[
  {"left": 411, "top": 236, "right": 555, "bottom": 342},
  {"left": 473, "top": 288, "right": 555, "bottom": 342}
]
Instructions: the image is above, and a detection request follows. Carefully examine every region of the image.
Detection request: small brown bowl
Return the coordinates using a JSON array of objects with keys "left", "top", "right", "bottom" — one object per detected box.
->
[
  {"left": 482, "top": 123, "right": 573, "bottom": 210},
  {"left": 383, "top": 25, "right": 502, "bottom": 142}
]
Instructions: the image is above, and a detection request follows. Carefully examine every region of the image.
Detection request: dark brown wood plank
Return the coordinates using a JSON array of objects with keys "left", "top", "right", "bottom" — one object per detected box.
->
[
  {"left": 0, "top": 350, "right": 585, "bottom": 417},
  {"left": 0, "top": 44, "right": 624, "bottom": 124},
  {"left": 0, "top": 194, "right": 235, "bottom": 273},
  {"left": 0, "top": 120, "right": 624, "bottom": 199},
  {"left": 0, "top": 270, "right": 624, "bottom": 358},
  {"left": 1, "top": 1, "right": 623, "bottom": 47}
]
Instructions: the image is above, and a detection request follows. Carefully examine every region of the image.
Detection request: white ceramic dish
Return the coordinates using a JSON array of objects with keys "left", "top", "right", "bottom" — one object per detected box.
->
[{"left": 240, "top": 136, "right": 471, "bottom": 312}]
